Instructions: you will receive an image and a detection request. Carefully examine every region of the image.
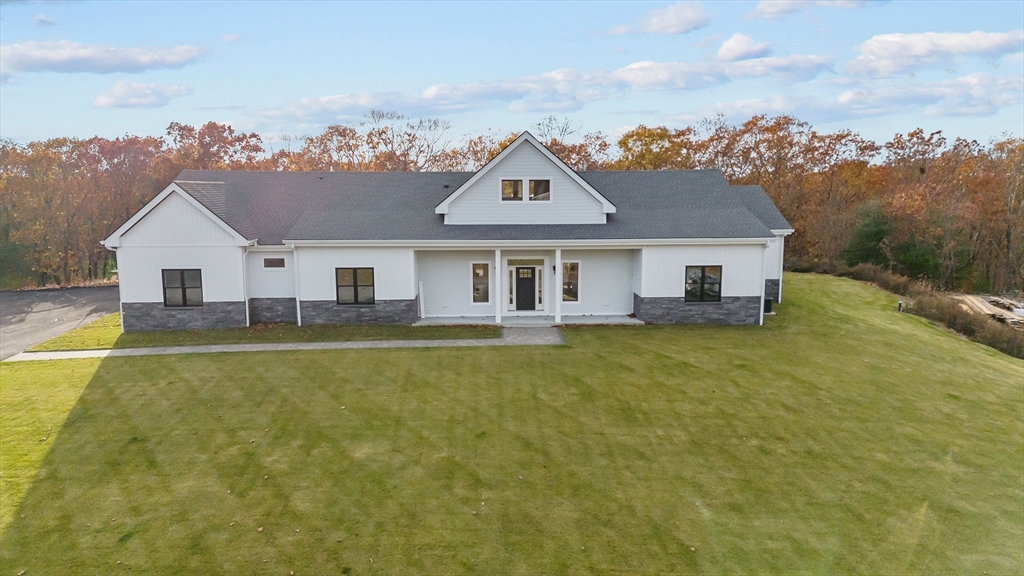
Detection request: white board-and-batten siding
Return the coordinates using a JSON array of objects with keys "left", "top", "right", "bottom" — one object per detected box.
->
[
  {"left": 445, "top": 143, "right": 606, "bottom": 225},
  {"left": 294, "top": 247, "right": 416, "bottom": 301},
  {"left": 117, "top": 191, "right": 245, "bottom": 303},
  {"left": 246, "top": 251, "right": 295, "bottom": 298},
  {"left": 764, "top": 236, "right": 784, "bottom": 281},
  {"left": 417, "top": 251, "right": 495, "bottom": 317},
  {"left": 639, "top": 244, "right": 766, "bottom": 298}
]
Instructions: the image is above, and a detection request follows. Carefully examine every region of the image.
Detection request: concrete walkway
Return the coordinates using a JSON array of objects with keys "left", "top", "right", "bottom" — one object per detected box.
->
[{"left": 2, "top": 327, "right": 564, "bottom": 363}]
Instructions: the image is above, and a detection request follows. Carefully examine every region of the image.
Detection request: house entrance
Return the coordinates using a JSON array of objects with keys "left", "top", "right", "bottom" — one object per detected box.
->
[
  {"left": 515, "top": 267, "right": 535, "bottom": 311},
  {"left": 507, "top": 258, "right": 544, "bottom": 313}
]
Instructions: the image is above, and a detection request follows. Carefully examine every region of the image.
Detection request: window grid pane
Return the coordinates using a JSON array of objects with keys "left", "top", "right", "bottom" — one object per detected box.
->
[
  {"left": 163, "top": 270, "right": 182, "bottom": 288},
  {"left": 183, "top": 270, "right": 202, "bottom": 288},
  {"left": 184, "top": 287, "right": 203, "bottom": 306},
  {"left": 529, "top": 179, "right": 551, "bottom": 201},
  {"left": 501, "top": 180, "right": 522, "bottom": 201}
]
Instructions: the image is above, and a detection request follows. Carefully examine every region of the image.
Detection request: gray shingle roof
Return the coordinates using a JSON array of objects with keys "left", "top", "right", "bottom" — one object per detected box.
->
[{"left": 175, "top": 169, "right": 789, "bottom": 245}]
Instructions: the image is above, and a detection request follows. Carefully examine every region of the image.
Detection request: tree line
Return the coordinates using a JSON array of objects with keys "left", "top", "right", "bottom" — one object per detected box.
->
[{"left": 1, "top": 111, "right": 1021, "bottom": 294}]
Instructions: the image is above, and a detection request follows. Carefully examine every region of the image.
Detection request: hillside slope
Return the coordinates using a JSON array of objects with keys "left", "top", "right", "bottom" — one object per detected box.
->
[{"left": 1, "top": 273, "right": 1021, "bottom": 574}]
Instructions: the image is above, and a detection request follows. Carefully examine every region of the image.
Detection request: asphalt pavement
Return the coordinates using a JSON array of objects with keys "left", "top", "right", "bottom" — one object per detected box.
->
[{"left": 0, "top": 286, "right": 120, "bottom": 360}]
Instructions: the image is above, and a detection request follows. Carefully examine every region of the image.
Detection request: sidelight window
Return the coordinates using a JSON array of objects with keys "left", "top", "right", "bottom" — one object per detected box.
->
[{"left": 472, "top": 262, "right": 490, "bottom": 303}]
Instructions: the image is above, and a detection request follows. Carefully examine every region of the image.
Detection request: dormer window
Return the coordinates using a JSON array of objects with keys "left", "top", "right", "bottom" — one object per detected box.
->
[
  {"left": 501, "top": 180, "right": 523, "bottom": 201},
  {"left": 501, "top": 179, "right": 551, "bottom": 202},
  {"left": 529, "top": 179, "right": 551, "bottom": 201}
]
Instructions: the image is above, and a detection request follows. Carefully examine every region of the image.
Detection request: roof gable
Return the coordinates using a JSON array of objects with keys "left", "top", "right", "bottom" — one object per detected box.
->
[
  {"left": 102, "top": 183, "right": 249, "bottom": 248},
  {"left": 434, "top": 131, "right": 616, "bottom": 216}
]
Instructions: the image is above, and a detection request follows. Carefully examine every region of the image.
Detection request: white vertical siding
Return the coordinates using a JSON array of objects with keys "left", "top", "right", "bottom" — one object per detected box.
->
[
  {"left": 117, "top": 246, "right": 245, "bottom": 302},
  {"left": 120, "top": 191, "right": 239, "bottom": 247},
  {"left": 641, "top": 244, "right": 766, "bottom": 297},
  {"left": 560, "top": 250, "right": 634, "bottom": 315},
  {"left": 446, "top": 143, "right": 606, "bottom": 225},
  {"left": 418, "top": 250, "right": 495, "bottom": 317},
  {"left": 764, "top": 237, "right": 783, "bottom": 280},
  {"left": 295, "top": 247, "right": 415, "bottom": 301},
  {"left": 114, "top": 189, "right": 247, "bottom": 304},
  {"left": 247, "top": 250, "right": 296, "bottom": 298}
]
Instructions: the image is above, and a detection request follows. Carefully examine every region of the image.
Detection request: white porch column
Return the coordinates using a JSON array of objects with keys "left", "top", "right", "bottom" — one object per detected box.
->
[
  {"left": 495, "top": 248, "right": 502, "bottom": 324},
  {"left": 554, "top": 248, "right": 562, "bottom": 324}
]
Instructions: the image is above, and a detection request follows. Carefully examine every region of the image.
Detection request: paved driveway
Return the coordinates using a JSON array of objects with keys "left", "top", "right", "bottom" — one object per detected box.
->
[{"left": 0, "top": 286, "right": 120, "bottom": 360}]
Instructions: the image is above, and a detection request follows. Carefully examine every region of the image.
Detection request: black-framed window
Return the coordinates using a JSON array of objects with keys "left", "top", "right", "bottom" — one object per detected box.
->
[
  {"left": 562, "top": 262, "right": 579, "bottom": 302},
  {"left": 501, "top": 179, "right": 523, "bottom": 201},
  {"left": 263, "top": 257, "right": 285, "bottom": 268},
  {"left": 685, "top": 266, "right": 722, "bottom": 302},
  {"left": 162, "top": 269, "right": 203, "bottom": 307},
  {"left": 337, "top": 268, "right": 374, "bottom": 305},
  {"left": 529, "top": 179, "right": 551, "bottom": 201}
]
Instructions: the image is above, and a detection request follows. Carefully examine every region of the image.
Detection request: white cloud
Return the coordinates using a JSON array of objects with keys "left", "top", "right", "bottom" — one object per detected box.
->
[
  {"left": 0, "top": 40, "right": 205, "bottom": 78},
  {"left": 94, "top": 80, "right": 192, "bottom": 108},
  {"left": 33, "top": 13, "right": 56, "bottom": 26},
  {"left": 747, "top": 0, "right": 868, "bottom": 20},
  {"left": 254, "top": 54, "right": 832, "bottom": 124},
  {"left": 221, "top": 34, "right": 242, "bottom": 43},
  {"left": 717, "top": 33, "right": 771, "bottom": 61},
  {"left": 675, "top": 72, "right": 1023, "bottom": 122},
  {"left": 611, "top": 2, "right": 710, "bottom": 35},
  {"left": 849, "top": 30, "right": 1024, "bottom": 77}
]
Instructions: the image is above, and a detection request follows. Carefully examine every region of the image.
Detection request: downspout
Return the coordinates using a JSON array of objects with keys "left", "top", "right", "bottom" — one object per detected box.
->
[
  {"left": 759, "top": 244, "right": 767, "bottom": 326},
  {"left": 242, "top": 243, "right": 253, "bottom": 327},
  {"left": 291, "top": 243, "right": 302, "bottom": 326}
]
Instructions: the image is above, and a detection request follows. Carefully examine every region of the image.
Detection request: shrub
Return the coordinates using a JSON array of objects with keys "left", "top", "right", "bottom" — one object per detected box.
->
[
  {"left": 841, "top": 264, "right": 1023, "bottom": 359},
  {"left": 908, "top": 294, "right": 1024, "bottom": 359}
]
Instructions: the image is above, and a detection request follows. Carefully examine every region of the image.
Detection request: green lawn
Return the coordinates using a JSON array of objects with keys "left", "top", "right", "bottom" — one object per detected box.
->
[
  {"left": 29, "top": 313, "right": 500, "bottom": 351},
  {"left": 1, "top": 274, "right": 1021, "bottom": 574}
]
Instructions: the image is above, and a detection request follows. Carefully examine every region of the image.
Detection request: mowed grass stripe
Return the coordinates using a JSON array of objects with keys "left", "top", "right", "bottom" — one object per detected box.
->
[{"left": 1, "top": 274, "right": 1021, "bottom": 574}]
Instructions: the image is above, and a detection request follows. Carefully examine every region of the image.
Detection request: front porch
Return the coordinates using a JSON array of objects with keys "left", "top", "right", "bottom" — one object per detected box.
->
[{"left": 413, "top": 314, "right": 644, "bottom": 327}]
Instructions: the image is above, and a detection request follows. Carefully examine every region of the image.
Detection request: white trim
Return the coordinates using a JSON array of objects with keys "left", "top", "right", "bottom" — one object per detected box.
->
[
  {"left": 285, "top": 238, "right": 772, "bottom": 248},
  {"left": 435, "top": 131, "right": 616, "bottom": 215},
  {"left": 469, "top": 261, "right": 492, "bottom": 306},
  {"left": 102, "top": 183, "right": 250, "bottom": 248},
  {"left": 771, "top": 228, "right": 795, "bottom": 235}
]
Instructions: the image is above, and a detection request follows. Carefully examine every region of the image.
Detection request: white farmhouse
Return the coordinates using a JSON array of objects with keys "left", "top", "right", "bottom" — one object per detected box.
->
[{"left": 102, "top": 132, "right": 792, "bottom": 332}]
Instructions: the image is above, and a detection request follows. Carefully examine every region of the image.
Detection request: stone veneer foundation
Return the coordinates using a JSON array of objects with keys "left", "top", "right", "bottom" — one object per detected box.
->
[
  {"left": 299, "top": 298, "right": 418, "bottom": 325},
  {"left": 764, "top": 279, "right": 780, "bottom": 302},
  {"left": 248, "top": 298, "right": 298, "bottom": 324},
  {"left": 121, "top": 301, "right": 247, "bottom": 333},
  {"left": 632, "top": 294, "right": 761, "bottom": 325}
]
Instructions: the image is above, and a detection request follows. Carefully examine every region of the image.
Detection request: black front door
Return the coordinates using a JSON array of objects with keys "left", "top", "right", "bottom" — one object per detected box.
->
[{"left": 515, "top": 267, "right": 535, "bottom": 311}]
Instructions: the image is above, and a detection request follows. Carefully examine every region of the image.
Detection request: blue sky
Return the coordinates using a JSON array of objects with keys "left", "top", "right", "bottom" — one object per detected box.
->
[{"left": 1, "top": 0, "right": 1022, "bottom": 149}]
